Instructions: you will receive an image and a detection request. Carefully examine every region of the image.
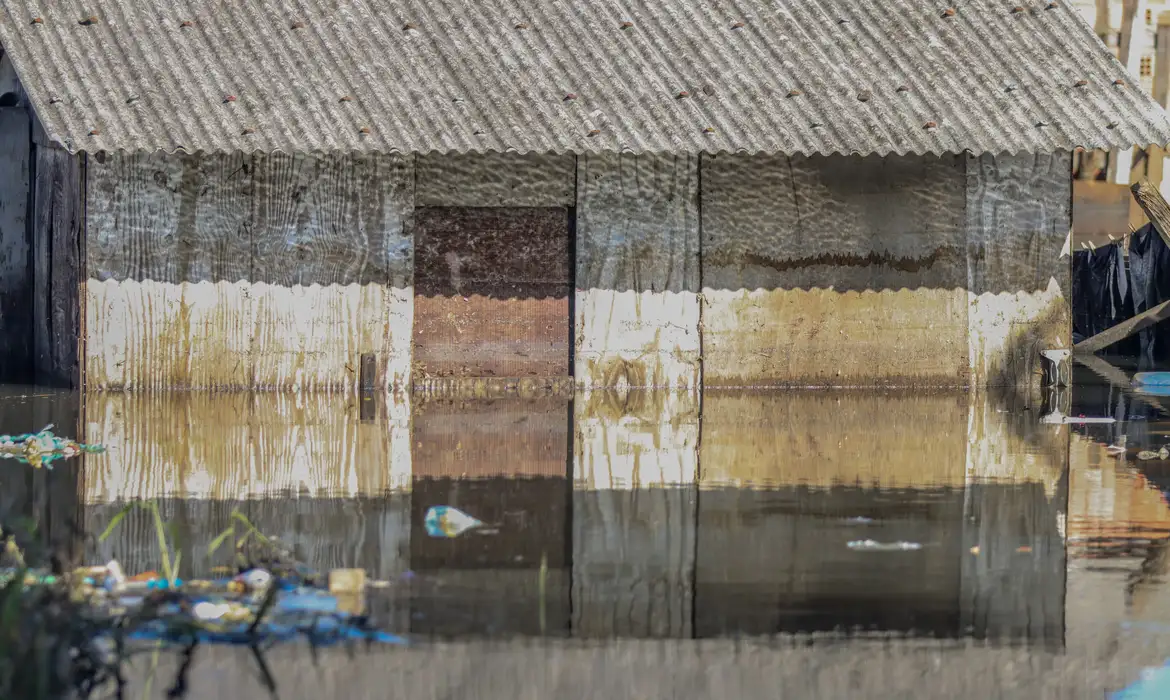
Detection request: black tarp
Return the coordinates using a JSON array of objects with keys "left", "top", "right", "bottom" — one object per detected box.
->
[
  {"left": 1072, "top": 243, "right": 1138, "bottom": 356},
  {"left": 1129, "top": 223, "right": 1170, "bottom": 369}
]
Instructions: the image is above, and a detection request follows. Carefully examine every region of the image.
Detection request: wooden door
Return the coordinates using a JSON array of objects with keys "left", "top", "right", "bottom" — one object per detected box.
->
[{"left": 413, "top": 207, "right": 572, "bottom": 380}]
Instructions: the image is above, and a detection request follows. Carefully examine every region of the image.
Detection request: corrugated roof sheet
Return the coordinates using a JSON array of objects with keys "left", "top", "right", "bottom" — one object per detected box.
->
[{"left": 0, "top": 0, "right": 1168, "bottom": 156}]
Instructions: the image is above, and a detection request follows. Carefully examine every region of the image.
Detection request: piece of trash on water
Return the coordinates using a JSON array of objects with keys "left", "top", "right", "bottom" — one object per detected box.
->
[
  {"left": 845, "top": 516, "right": 875, "bottom": 524},
  {"left": 847, "top": 539, "right": 923, "bottom": 552},
  {"left": 1059, "top": 416, "right": 1117, "bottom": 424},
  {"left": 1106, "top": 436, "right": 1128, "bottom": 457},
  {"left": 1111, "top": 658, "right": 1170, "bottom": 700},
  {"left": 425, "top": 505, "right": 490, "bottom": 538},
  {"left": 969, "top": 546, "right": 980, "bottom": 555},
  {"left": 0, "top": 424, "right": 105, "bottom": 468},
  {"left": 1137, "top": 446, "right": 1170, "bottom": 461},
  {"left": 1016, "top": 545, "right": 1033, "bottom": 553}
]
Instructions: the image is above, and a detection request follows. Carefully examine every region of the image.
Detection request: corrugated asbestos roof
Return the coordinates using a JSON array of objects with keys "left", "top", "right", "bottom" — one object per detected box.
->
[{"left": 0, "top": 0, "right": 1168, "bottom": 156}]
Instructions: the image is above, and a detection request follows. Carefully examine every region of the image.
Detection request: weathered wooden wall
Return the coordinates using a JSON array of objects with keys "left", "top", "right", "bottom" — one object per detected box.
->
[
  {"left": 965, "top": 153, "right": 1071, "bottom": 387},
  {"left": 0, "top": 64, "right": 29, "bottom": 382},
  {"left": 85, "top": 152, "right": 414, "bottom": 391},
  {"left": 31, "top": 144, "right": 84, "bottom": 388},
  {"left": 700, "top": 154, "right": 970, "bottom": 387},
  {"left": 699, "top": 153, "right": 1070, "bottom": 388},
  {"left": 575, "top": 154, "right": 701, "bottom": 391},
  {"left": 81, "top": 151, "right": 1070, "bottom": 391}
]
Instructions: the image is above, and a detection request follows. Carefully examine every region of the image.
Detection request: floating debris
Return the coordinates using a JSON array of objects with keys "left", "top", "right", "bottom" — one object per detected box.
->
[
  {"left": 847, "top": 539, "right": 923, "bottom": 552},
  {"left": 0, "top": 424, "right": 105, "bottom": 468},
  {"left": 844, "top": 516, "right": 875, "bottom": 524},
  {"left": 1138, "top": 447, "right": 1170, "bottom": 461},
  {"left": 424, "top": 505, "right": 494, "bottom": 538}
]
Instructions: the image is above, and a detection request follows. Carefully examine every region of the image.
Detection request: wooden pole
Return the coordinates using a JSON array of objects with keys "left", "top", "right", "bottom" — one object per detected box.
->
[
  {"left": 1131, "top": 180, "right": 1170, "bottom": 249},
  {"left": 1074, "top": 299, "right": 1170, "bottom": 353}
]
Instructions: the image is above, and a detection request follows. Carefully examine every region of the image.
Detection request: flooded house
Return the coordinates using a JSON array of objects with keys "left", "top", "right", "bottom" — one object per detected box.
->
[{"left": 0, "top": 1, "right": 1165, "bottom": 393}]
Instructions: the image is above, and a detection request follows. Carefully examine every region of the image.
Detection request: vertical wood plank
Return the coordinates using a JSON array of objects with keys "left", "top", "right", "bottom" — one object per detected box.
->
[
  {"left": 0, "top": 108, "right": 30, "bottom": 381},
  {"left": 575, "top": 154, "right": 700, "bottom": 391},
  {"left": 31, "top": 146, "right": 83, "bottom": 388},
  {"left": 700, "top": 153, "right": 970, "bottom": 387},
  {"left": 250, "top": 152, "right": 414, "bottom": 391},
  {"left": 965, "top": 153, "right": 1072, "bottom": 387}
]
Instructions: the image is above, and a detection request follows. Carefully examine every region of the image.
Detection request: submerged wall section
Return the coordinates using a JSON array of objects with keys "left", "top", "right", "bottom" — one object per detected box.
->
[{"left": 79, "top": 151, "right": 1070, "bottom": 391}]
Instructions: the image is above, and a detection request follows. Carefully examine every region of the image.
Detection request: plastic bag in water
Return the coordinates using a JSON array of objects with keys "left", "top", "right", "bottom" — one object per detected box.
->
[{"left": 424, "top": 505, "right": 485, "bottom": 538}]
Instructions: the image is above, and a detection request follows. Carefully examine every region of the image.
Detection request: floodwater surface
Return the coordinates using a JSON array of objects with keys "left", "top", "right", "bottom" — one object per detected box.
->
[{"left": 2, "top": 372, "right": 1170, "bottom": 699}]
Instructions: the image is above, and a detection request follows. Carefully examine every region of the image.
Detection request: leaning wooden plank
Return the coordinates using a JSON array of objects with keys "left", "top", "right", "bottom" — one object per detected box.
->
[
  {"left": 1130, "top": 181, "right": 1170, "bottom": 249},
  {"left": 1074, "top": 299, "right": 1170, "bottom": 354}
]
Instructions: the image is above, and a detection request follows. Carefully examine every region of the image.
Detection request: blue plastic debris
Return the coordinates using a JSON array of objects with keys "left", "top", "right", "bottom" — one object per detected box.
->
[
  {"left": 1112, "top": 660, "right": 1170, "bottom": 700},
  {"left": 1133, "top": 373, "right": 1170, "bottom": 397},
  {"left": 424, "top": 505, "right": 485, "bottom": 538},
  {"left": 0, "top": 424, "right": 105, "bottom": 468}
]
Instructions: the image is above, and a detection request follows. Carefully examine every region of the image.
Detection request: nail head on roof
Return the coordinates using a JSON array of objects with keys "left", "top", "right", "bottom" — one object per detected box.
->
[
  {"left": 1108, "top": 121, "right": 1119, "bottom": 129},
  {"left": 515, "top": 22, "right": 529, "bottom": 29},
  {"left": 1074, "top": 79, "right": 1088, "bottom": 87},
  {"left": 48, "top": 96, "right": 60, "bottom": 104},
  {"left": 896, "top": 85, "right": 911, "bottom": 92},
  {"left": 703, "top": 126, "right": 716, "bottom": 134},
  {"left": 941, "top": 8, "right": 956, "bottom": 18},
  {"left": 339, "top": 95, "right": 353, "bottom": 102},
  {"left": 403, "top": 22, "right": 417, "bottom": 30},
  {"left": 224, "top": 95, "right": 237, "bottom": 103},
  {"left": 180, "top": 20, "right": 194, "bottom": 28},
  {"left": 857, "top": 91, "right": 872, "bottom": 102},
  {"left": 80, "top": 16, "right": 99, "bottom": 26},
  {"left": 588, "top": 129, "right": 601, "bottom": 137},
  {"left": 359, "top": 126, "right": 371, "bottom": 134},
  {"left": 787, "top": 88, "right": 803, "bottom": 97},
  {"left": 242, "top": 127, "right": 255, "bottom": 135},
  {"left": 838, "top": 18, "right": 848, "bottom": 24},
  {"left": 564, "top": 93, "right": 577, "bottom": 101},
  {"left": 677, "top": 90, "right": 690, "bottom": 98},
  {"left": 1036, "top": 120, "right": 1049, "bottom": 127},
  {"left": 31, "top": 17, "right": 42, "bottom": 24},
  {"left": 1113, "top": 79, "right": 1126, "bottom": 86},
  {"left": 730, "top": 21, "right": 744, "bottom": 29},
  {"left": 88, "top": 129, "right": 100, "bottom": 136},
  {"left": 125, "top": 95, "right": 138, "bottom": 104},
  {"left": 620, "top": 21, "right": 634, "bottom": 29},
  {"left": 291, "top": 20, "right": 305, "bottom": 29},
  {"left": 1011, "top": 6, "right": 1025, "bottom": 13},
  {"left": 1046, "top": 1, "right": 1059, "bottom": 7},
  {"left": 924, "top": 121, "right": 938, "bottom": 129}
]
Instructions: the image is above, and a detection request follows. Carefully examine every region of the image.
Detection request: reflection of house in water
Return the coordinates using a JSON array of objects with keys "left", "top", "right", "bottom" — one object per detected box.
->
[{"left": 75, "top": 389, "right": 1069, "bottom": 644}]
